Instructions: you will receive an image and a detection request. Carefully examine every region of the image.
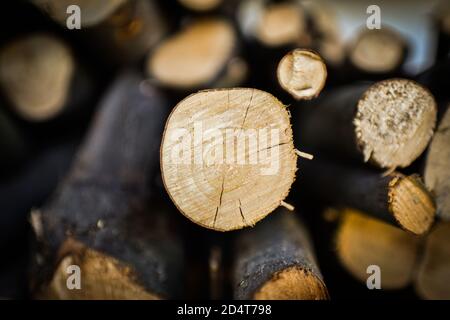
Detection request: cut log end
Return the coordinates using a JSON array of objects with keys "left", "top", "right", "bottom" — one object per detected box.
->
[
  {"left": 388, "top": 174, "right": 436, "bottom": 235},
  {"left": 424, "top": 105, "right": 450, "bottom": 220},
  {"left": 178, "top": 0, "right": 222, "bottom": 11},
  {"left": 40, "top": 240, "right": 160, "bottom": 300},
  {"left": 147, "top": 19, "right": 236, "bottom": 89},
  {"left": 354, "top": 79, "right": 437, "bottom": 169},
  {"left": 253, "top": 266, "right": 328, "bottom": 300},
  {"left": 161, "top": 88, "right": 297, "bottom": 231},
  {"left": 256, "top": 3, "right": 306, "bottom": 47},
  {"left": 277, "top": 49, "right": 327, "bottom": 100},
  {"left": 416, "top": 222, "right": 450, "bottom": 299},
  {"left": 0, "top": 33, "right": 74, "bottom": 121},
  {"left": 349, "top": 27, "right": 405, "bottom": 73},
  {"left": 336, "top": 208, "right": 420, "bottom": 289}
]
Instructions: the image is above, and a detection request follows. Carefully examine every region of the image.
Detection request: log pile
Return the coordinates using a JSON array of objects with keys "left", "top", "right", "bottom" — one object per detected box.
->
[{"left": 0, "top": 0, "right": 448, "bottom": 301}]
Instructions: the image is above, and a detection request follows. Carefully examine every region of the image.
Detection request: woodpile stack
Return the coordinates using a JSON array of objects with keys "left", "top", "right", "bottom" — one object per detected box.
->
[{"left": 0, "top": 0, "right": 448, "bottom": 300}]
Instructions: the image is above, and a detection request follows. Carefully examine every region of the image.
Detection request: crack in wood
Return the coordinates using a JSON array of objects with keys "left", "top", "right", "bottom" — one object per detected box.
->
[{"left": 213, "top": 177, "right": 226, "bottom": 227}]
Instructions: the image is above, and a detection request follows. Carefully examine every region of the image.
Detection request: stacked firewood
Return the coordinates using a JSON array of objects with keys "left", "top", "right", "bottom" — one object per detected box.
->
[{"left": 0, "top": 0, "right": 448, "bottom": 300}]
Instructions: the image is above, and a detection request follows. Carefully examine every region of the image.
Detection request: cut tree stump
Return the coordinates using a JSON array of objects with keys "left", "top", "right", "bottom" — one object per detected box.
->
[
  {"left": 31, "top": 72, "right": 185, "bottom": 299},
  {"left": 424, "top": 105, "right": 450, "bottom": 220},
  {"left": 160, "top": 88, "right": 297, "bottom": 231},
  {"left": 232, "top": 209, "right": 328, "bottom": 300},
  {"left": 336, "top": 208, "right": 420, "bottom": 289}
]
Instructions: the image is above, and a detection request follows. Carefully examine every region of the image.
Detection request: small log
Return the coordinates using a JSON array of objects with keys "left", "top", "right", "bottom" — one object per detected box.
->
[
  {"left": 0, "top": 34, "right": 74, "bottom": 121},
  {"left": 297, "top": 79, "right": 437, "bottom": 170},
  {"left": 347, "top": 26, "right": 407, "bottom": 76},
  {"left": 147, "top": 18, "right": 245, "bottom": 91},
  {"left": 33, "top": 0, "right": 166, "bottom": 66},
  {"left": 232, "top": 208, "right": 328, "bottom": 300},
  {"left": 336, "top": 208, "right": 420, "bottom": 289},
  {"left": 415, "top": 222, "right": 450, "bottom": 299},
  {"left": 277, "top": 49, "right": 327, "bottom": 100},
  {"left": 299, "top": 158, "right": 435, "bottom": 235},
  {"left": 160, "top": 88, "right": 298, "bottom": 231},
  {"left": 424, "top": 105, "right": 450, "bottom": 220},
  {"left": 31, "top": 72, "right": 185, "bottom": 299}
]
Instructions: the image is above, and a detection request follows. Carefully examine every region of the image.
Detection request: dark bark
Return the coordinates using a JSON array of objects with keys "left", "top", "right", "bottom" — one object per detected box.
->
[
  {"left": 31, "top": 71, "right": 185, "bottom": 299},
  {"left": 233, "top": 209, "right": 328, "bottom": 299}
]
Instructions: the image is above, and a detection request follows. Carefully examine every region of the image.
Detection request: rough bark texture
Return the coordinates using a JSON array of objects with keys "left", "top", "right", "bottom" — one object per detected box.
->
[
  {"left": 297, "top": 79, "right": 437, "bottom": 170},
  {"left": 233, "top": 209, "right": 328, "bottom": 300},
  {"left": 299, "top": 158, "right": 435, "bottom": 235},
  {"left": 31, "top": 71, "right": 185, "bottom": 299}
]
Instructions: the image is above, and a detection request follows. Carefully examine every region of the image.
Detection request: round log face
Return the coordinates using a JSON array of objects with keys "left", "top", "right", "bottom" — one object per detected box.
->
[
  {"left": 0, "top": 34, "right": 74, "bottom": 121},
  {"left": 148, "top": 19, "right": 235, "bottom": 89},
  {"left": 349, "top": 28, "right": 404, "bottom": 73},
  {"left": 277, "top": 49, "right": 327, "bottom": 100},
  {"left": 354, "top": 79, "right": 437, "bottom": 169},
  {"left": 160, "top": 88, "right": 297, "bottom": 231}
]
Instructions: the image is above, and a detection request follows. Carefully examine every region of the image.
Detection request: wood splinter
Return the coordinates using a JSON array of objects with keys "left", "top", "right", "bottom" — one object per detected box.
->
[
  {"left": 277, "top": 49, "right": 327, "bottom": 100},
  {"left": 233, "top": 209, "right": 328, "bottom": 300},
  {"left": 161, "top": 88, "right": 297, "bottom": 231}
]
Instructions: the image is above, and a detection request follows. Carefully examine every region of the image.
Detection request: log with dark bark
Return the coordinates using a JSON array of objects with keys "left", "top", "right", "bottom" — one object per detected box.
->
[
  {"left": 299, "top": 158, "right": 435, "bottom": 235},
  {"left": 30, "top": 72, "right": 185, "bottom": 299},
  {"left": 232, "top": 209, "right": 328, "bottom": 300},
  {"left": 335, "top": 208, "right": 420, "bottom": 289},
  {"left": 32, "top": 0, "right": 166, "bottom": 66},
  {"left": 296, "top": 79, "right": 437, "bottom": 170},
  {"left": 424, "top": 104, "right": 450, "bottom": 221}
]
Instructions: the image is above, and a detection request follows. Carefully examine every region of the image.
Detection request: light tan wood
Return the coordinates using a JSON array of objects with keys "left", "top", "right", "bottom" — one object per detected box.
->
[
  {"left": 277, "top": 49, "right": 327, "bottom": 100},
  {"left": 42, "top": 240, "right": 159, "bottom": 300},
  {"left": 354, "top": 79, "right": 437, "bottom": 169},
  {"left": 32, "top": 0, "right": 127, "bottom": 27},
  {"left": 256, "top": 2, "right": 306, "bottom": 47},
  {"left": 254, "top": 266, "right": 328, "bottom": 300},
  {"left": 0, "top": 34, "right": 74, "bottom": 121},
  {"left": 415, "top": 223, "right": 450, "bottom": 299},
  {"left": 424, "top": 105, "right": 450, "bottom": 221},
  {"left": 147, "top": 19, "right": 236, "bottom": 89},
  {"left": 178, "top": 0, "right": 222, "bottom": 11},
  {"left": 349, "top": 27, "right": 405, "bottom": 73},
  {"left": 336, "top": 208, "right": 421, "bottom": 289},
  {"left": 160, "top": 88, "right": 297, "bottom": 231},
  {"left": 388, "top": 174, "right": 436, "bottom": 235}
]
